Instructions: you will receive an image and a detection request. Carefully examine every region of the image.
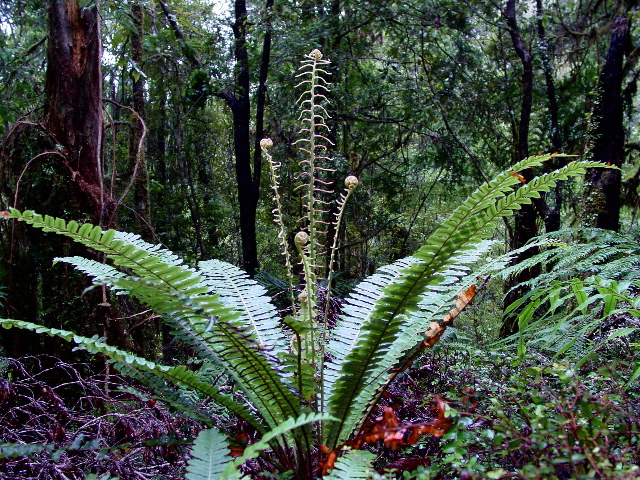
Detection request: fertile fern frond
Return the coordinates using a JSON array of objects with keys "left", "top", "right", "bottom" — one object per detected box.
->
[{"left": 185, "top": 428, "right": 233, "bottom": 480}]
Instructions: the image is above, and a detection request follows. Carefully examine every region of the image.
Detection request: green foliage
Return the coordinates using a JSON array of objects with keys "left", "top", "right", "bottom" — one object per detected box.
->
[
  {"left": 497, "top": 229, "right": 640, "bottom": 374},
  {"left": 322, "top": 450, "right": 377, "bottom": 480},
  {"left": 401, "top": 350, "right": 640, "bottom": 480},
  {"left": 185, "top": 428, "right": 232, "bottom": 480},
  {"left": 0, "top": 49, "right": 612, "bottom": 479}
]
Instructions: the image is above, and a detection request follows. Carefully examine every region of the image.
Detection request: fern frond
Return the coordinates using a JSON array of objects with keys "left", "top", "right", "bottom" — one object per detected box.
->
[
  {"left": 4, "top": 210, "right": 302, "bottom": 430},
  {"left": 325, "top": 158, "right": 607, "bottom": 447},
  {"left": 220, "top": 412, "right": 335, "bottom": 479},
  {"left": 0, "top": 318, "right": 265, "bottom": 430},
  {"left": 322, "top": 449, "right": 377, "bottom": 480},
  {"left": 198, "top": 259, "right": 288, "bottom": 355},
  {"left": 185, "top": 428, "right": 233, "bottom": 480}
]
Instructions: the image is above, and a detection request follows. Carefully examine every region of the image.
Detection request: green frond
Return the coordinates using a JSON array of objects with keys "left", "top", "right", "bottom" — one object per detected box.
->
[
  {"left": 6, "top": 210, "right": 302, "bottom": 429},
  {"left": 322, "top": 449, "right": 377, "bottom": 480},
  {"left": 325, "top": 158, "right": 608, "bottom": 447},
  {"left": 323, "top": 256, "right": 417, "bottom": 409},
  {"left": 326, "top": 243, "right": 498, "bottom": 445},
  {"left": 185, "top": 428, "right": 233, "bottom": 480},
  {"left": 220, "top": 412, "right": 335, "bottom": 479},
  {"left": 198, "top": 259, "right": 288, "bottom": 355}
]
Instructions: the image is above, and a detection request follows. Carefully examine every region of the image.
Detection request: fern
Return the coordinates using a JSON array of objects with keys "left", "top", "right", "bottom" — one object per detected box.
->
[
  {"left": 497, "top": 228, "right": 640, "bottom": 367},
  {"left": 322, "top": 449, "right": 377, "bottom": 480},
  {"left": 324, "top": 157, "right": 606, "bottom": 447},
  {"left": 186, "top": 428, "right": 233, "bottom": 480},
  {"left": 0, "top": 49, "right": 613, "bottom": 479}
]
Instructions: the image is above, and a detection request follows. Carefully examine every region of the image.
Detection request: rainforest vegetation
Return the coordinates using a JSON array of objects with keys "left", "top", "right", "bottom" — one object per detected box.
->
[{"left": 0, "top": 0, "right": 639, "bottom": 479}]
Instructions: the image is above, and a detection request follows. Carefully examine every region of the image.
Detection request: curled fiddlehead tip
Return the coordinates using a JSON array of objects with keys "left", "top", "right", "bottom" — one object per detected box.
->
[
  {"left": 310, "top": 49, "right": 323, "bottom": 60},
  {"left": 260, "top": 137, "right": 273, "bottom": 149},
  {"left": 295, "top": 231, "right": 309, "bottom": 246},
  {"left": 345, "top": 176, "right": 359, "bottom": 190}
]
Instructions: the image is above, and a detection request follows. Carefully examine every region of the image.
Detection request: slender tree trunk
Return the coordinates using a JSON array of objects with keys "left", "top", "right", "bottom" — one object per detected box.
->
[
  {"left": 130, "top": 1, "right": 153, "bottom": 242},
  {"left": 218, "top": 0, "right": 273, "bottom": 276},
  {"left": 536, "top": 0, "right": 564, "bottom": 233},
  {"left": 585, "top": 16, "right": 629, "bottom": 231},
  {"left": 501, "top": 0, "right": 540, "bottom": 337}
]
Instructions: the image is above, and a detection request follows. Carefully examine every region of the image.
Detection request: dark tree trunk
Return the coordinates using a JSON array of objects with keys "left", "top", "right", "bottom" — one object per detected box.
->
[
  {"left": 585, "top": 16, "right": 629, "bottom": 232},
  {"left": 218, "top": 0, "right": 273, "bottom": 277},
  {"left": 536, "top": 0, "right": 564, "bottom": 233},
  {"left": 128, "top": 1, "right": 160, "bottom": 360},
  {"left": 130, "top": 1, "right": 153, "bottom": 242},
  {"left": 501, "top": 0, "right": 540, "bottom": 338},
  {"left": 45, "top": 0, "right": 113, "bottom": 224}
]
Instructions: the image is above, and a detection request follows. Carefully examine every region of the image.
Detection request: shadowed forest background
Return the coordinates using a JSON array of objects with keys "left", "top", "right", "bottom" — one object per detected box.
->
[{"left": 0, "top": 0, "right": 639, "bottom": 479}]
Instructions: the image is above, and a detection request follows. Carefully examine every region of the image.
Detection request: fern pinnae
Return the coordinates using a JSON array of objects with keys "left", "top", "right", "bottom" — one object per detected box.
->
[
  {"left": 198, "top": 259, "right": 288, "bottom": 355},
  {"left": 7, "top": 209, "right": 303, "bottom": 430},
  {"left": 185, "top": 428, "right": 233, "bottom": 480},
  {"left": 326, "top": 158, "right": 609, "bottom": 446}
]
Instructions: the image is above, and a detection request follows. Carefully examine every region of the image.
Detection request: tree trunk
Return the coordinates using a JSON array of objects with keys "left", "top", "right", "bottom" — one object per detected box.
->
[
  {"left": 218, "top": 0, "right": 273, "bottom": 277},
  {"left": 536, "top": 0, "right": 564, "bottom": 233},
  {"left": 45, "top": 0, "right": 113, "bottom": 224},
  {"left": 130, "top": 1, "right": 153, "bottom": 242},
  {"left": 2, "top": 0, "right": 113, "bottom": 357},
  {"left": 585, "top": 16, "right": 629, "bottom": 232},
  {"left": 501, "top": 0, "right": 540, "bottom": 337}
]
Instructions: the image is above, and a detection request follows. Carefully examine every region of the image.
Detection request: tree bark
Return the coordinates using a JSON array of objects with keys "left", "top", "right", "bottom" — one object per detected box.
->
[
  {"left": 585, "top": 16, "right": 629, "bottom": 232},
  {"left": 130, "top": 1, "right": 153, "bottom": 242},
  {"left": 45, "top": 0, "right": 113, "bottom": 224},
  {"left": 536, "top": 0, "right": 564, "bottom": 233},
  {"left": 217, "top": 0, "right": 274, "bottom": 277}
]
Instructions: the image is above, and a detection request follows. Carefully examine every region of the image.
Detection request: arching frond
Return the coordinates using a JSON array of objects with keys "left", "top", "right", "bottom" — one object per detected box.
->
[
  {"left": 198, "top": 259, "right": 288, "bottom": 355},
  {"left": 4, "top": 210, "right": 302, "bottom": 430},
  {"left": 325, "top": 158, "right": 608, "bottom": 447}
]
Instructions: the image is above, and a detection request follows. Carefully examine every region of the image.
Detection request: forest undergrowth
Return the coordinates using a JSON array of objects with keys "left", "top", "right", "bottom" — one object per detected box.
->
[{"left": 1, "top": 46, "right": 639, "bottom": 479}]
